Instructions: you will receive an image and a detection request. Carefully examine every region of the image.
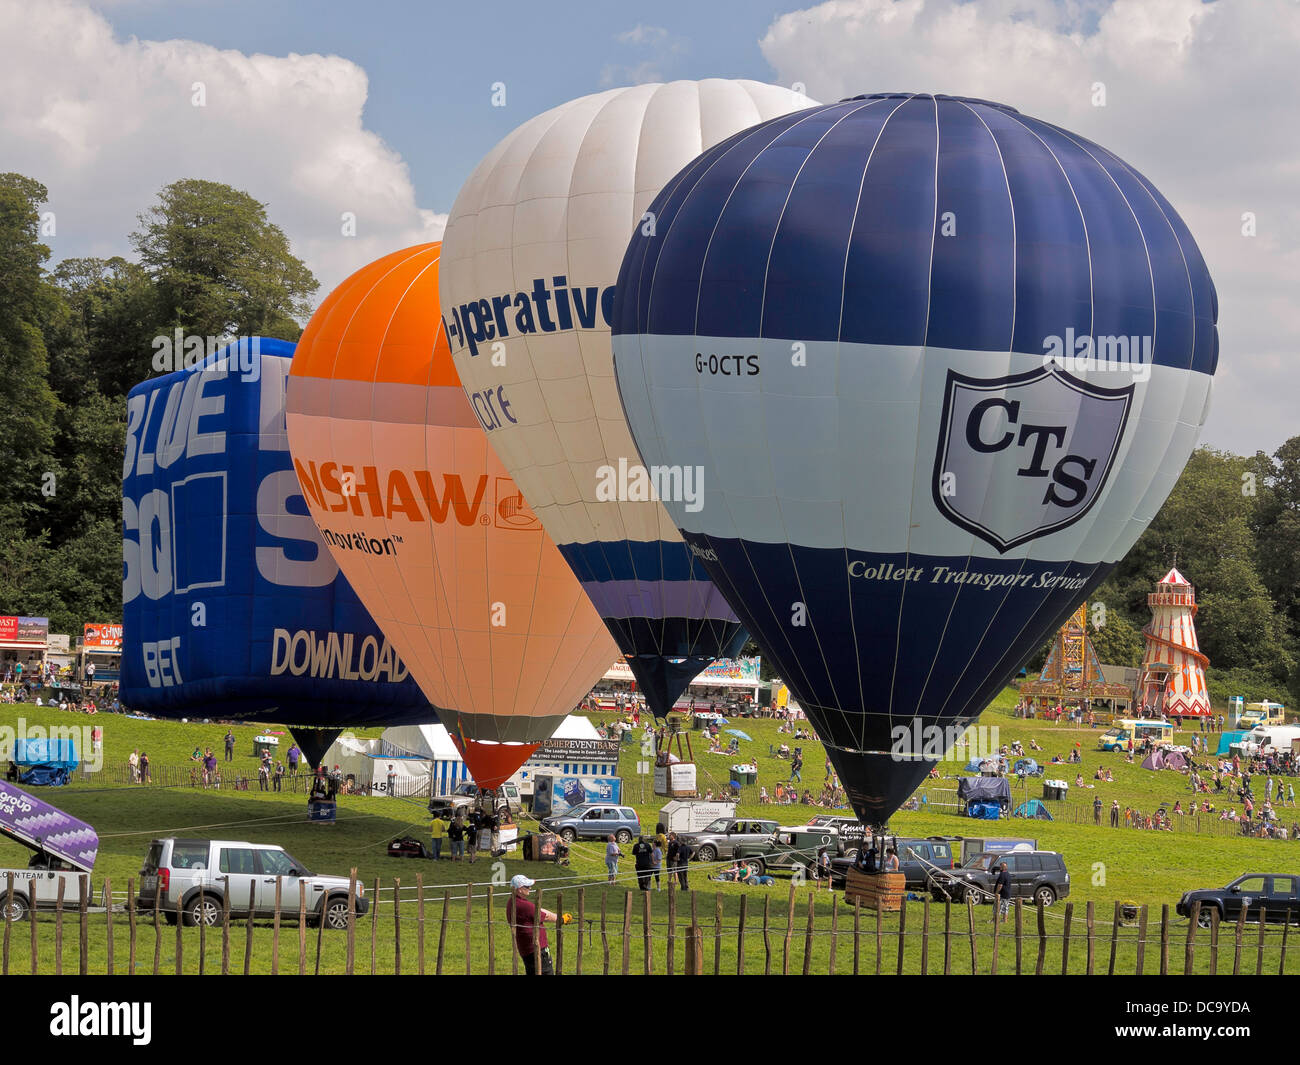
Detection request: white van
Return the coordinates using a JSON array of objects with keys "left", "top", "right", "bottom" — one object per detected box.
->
[{"left": 1240, "top": 726, "right": 1300, "bottom": 757}]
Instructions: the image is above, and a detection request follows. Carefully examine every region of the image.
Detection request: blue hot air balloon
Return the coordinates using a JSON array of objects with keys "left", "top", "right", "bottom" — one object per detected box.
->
[
  {"left": 613, "top": 93, "right": 1217, "bottom": 825},
  {"left": 121, "top": 337, "right": 437, "bottom": 763}
]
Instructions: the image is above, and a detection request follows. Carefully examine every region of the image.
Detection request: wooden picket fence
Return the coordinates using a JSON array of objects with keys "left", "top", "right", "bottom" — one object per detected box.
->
[{"left": 4, "top": 871, "right": 1298, "bottom": 976}]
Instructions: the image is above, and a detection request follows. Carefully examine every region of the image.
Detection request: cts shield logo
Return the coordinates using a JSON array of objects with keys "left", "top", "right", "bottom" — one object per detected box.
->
[
  {"left": 932, "top": 367, "right": 1133, "bottom": 553},
  {"left": 494, "top": 479, "right": 541, "bottom": 530}
]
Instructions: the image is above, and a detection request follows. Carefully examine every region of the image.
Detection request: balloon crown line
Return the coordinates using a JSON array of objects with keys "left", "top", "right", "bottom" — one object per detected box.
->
[{"left": 840, "top": 92, "right": 1021, "bottom": 113}]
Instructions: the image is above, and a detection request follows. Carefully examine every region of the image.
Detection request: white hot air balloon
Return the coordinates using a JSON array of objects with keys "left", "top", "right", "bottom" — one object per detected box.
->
[{"left": 439, "top": 79, "right": 817, "bottom": 716}]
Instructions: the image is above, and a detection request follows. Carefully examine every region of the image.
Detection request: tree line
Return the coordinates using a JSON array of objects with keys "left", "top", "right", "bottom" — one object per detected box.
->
[
  {"left": 0, "top": 173, "right": 316, "bottom": 638},
  {"left": 1, "top": 171, "right": 1296, "bottom": 707}
]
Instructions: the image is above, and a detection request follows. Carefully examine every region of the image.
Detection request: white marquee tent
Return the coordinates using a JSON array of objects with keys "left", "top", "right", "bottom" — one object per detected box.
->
[
  {"left": 322, "top": 716, "right": 607, "bottom": 798},
  {"left": 318, "top": 733, "right": 437, "bottom": 798},
  {"left": 377, "top": 716, "right": 604, "bottom": 796}
]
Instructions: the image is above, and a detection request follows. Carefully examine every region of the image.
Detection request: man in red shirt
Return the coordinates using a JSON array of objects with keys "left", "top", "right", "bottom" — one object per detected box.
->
[{"left": 506, "top": 875, "right": 557, "bottom": 975}]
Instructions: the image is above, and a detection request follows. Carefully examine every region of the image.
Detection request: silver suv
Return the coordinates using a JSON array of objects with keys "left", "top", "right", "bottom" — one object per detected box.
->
[
  {"left": 679, "top": 818, "right": 779, "bottom": 863},
  {"left": 540, "top": 804, "right": 640, "bottom": 844},
  {"left": 136, "top": 838, "right": 368, "bottom": 928},
  {"left": 428, "top": 781, "right": 522, "bottom": 819}
]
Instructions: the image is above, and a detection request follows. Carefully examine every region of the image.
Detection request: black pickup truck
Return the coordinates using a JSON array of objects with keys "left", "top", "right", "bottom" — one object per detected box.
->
[{"left": 1176, "top": 874, "right": 1299, "bottom": 927}]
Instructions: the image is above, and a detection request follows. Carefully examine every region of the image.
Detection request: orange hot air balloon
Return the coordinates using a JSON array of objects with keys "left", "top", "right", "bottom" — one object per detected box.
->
[{"left": 285, "top": 243, "right": 616, "bottom": 788}]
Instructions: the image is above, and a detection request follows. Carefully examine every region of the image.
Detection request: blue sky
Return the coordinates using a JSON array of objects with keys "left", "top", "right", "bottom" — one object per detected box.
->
[
  {"left": 101, "top": 0, "right": 791, "bottom": 210},
  {"left": 5, "top": 0, "right": 1296, "bottom": 454}
]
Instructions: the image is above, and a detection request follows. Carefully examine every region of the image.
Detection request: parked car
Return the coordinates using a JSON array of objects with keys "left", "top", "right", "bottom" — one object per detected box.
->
[
  {"left": 680, "top": 818, "right": 780, "bottom": 863},
  {"left": 539, "top": 804, "right": 640, "bottom": 844},
  {"left": 829, "top": 836, "right": 958, "bottom": 889},
  {"left": 1176, "top": 874, "right": 1300, "bottom": 927},
  {"left": 428, "top": 781, "right": 523, "bottom": 819},
  {"left": 733, "top": 825, "right": 839, "bottom": 878},
  {"left": 931, "top": 849, "right": 1070, "bottom": 907},
  {"left": 135, "top": 838, "right": 368, "bottom": 928}
]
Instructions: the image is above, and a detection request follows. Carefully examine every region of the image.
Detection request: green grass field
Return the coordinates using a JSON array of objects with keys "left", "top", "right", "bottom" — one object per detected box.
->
[{"left": 2, "top": 690, "right": 1298, "bottom": 975}]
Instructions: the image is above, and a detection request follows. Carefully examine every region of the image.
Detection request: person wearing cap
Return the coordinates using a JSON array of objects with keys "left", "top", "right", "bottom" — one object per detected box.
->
[{"left": 506, "top": 875, "right": 556, "bottom": 975}]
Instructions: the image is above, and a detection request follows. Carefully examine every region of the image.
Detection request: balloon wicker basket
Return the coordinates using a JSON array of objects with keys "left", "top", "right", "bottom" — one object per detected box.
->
[
  {"left": 842, "top": 870, "right": 905, "bottom": 912},
  {"left": 307, "top": 799, "right": 337, "bottom": 824}
]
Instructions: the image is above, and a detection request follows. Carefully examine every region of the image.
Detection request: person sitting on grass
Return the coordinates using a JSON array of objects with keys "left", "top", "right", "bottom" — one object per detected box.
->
[{"left": 715, "top": 861, "right": 752, "bottom": 884}]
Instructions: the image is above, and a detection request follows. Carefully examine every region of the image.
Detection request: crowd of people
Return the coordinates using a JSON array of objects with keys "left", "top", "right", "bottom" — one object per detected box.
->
[
  {"left": 427, "top": 804, "right": 516, "bottom": 862},
  {"left": 992, "top": 711, "right": 1300, "bottom": 840},
  {"left": 1012, "top": 697, "right": 1233, "bottom": 734},
  {"left": 1, "top": 683, "right": 119, "bottom": 713},
  {"left": 2, "top": 655, "right": 121, "bottom": 713},
  {"left": 625, "top": 824, "right": 697, "bottom": 890},
  {"left": 756, "top": 781, "right": 846, "bottom": 807},
  {"left": 1013, "top": 699, "right": 1101, "bottom": 724}
]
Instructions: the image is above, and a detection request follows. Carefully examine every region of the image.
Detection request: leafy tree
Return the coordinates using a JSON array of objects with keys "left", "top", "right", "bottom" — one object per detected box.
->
[
  {"left": 46, "top": 390, "right": 127, "bottom": 540},
  {"left": 1088, "top": 608, "right": 1144, "bottom": 668},
  {"left": 1206, "top": 666, "right": 1292, "bottom": 707},
  {"left": 1253, "top": 438, "right": 1300, "bottom": 634},
  {"left": 38, "top": 519, "right": 124, "bottom": 632},
  {"left": 1197, "top": 557, "right": 1293, "bottom": 679},
  {"left": 49, "top": 256, "right": 160, "bottom": 399},
  {"left": 131, "top": 179, "right": 317, "bottom": 343},
  {"left": 1107, "top": 449, "right": 1259, "bottom": 616},
  {"left": 2, "top": 173, "right": 320, "bottom": 636},
  {"left": 0, "top": 174, "right": 61, "bottom": 530}
]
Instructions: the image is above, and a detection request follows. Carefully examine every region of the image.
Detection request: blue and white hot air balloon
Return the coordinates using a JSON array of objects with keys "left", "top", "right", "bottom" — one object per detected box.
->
[{"left": 613, "top": 93, "right": 1217, "bottom": 825}]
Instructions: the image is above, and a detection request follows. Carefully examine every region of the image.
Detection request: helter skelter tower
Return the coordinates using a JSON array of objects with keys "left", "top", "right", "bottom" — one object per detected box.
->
[{"left": 1135, "top": 568, "right": 1211, "bottom": 719}]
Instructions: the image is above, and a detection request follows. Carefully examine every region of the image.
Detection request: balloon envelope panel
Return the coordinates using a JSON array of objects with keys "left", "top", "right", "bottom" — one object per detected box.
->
[
  {"left": 612, "top": 94, "right": 1217, "bottom": 823},
  {"left": 439, "top": 80, "right": 819, "bottom": 714},
  {"left": 121, "top": 338, "right": 436, "bottom": 726},
  {"left": 285, "top": 244, "right": 616, "bottom": 784}
]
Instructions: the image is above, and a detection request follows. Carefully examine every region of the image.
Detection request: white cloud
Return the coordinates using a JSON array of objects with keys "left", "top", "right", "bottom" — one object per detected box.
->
[
  {"left": 601, "top": 23, "right": 689, "bottom": 87},
  {"left": 0, "top": 0, "right": 444, "bottom": 305},
  {"left": 617, "top": 24, "right": 671, "bottom": 47},
  {"left": 759, "top": 0, "right": 1300, "bottom": 458}
]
